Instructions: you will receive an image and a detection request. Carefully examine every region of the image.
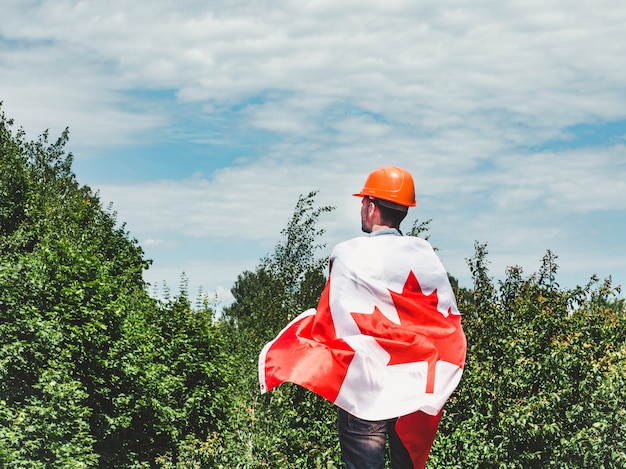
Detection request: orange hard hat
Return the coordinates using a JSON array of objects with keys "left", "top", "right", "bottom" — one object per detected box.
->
[{"left": 353, "top": 166, "right": 416, "bottom": 207}]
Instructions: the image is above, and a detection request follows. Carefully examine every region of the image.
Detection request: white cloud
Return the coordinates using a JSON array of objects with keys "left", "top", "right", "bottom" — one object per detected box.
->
[
  {"left": 2, "top": 0, "right": 625, "bottom": 298},
  {"left": 4, "top": 0, "right": 626, "bottom": 139}
]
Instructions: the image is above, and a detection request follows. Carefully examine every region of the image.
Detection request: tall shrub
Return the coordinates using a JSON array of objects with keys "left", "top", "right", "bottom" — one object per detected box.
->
[
  {"left": 208, "top": 192, "right": 341, "bottom": 468},
  {"left": 430, "top": 243, "right": 626, "bottom": 468},
  {"left": 1, "top": 107, "right": 233, "bottom": 467},
  {"left": 1, "top": 107, "right": 148, "bottom": 466}
]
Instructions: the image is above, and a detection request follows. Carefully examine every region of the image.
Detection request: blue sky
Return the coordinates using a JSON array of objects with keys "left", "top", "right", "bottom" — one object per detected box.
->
[{"left": 2, "top": 0, "right": 625, "bottom": 307}]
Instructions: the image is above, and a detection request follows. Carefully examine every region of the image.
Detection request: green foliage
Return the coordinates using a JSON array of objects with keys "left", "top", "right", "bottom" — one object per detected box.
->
[
  {"left": 1, "top": 106, "right": 146, "bottom": 467},
  {"left": 208, "top": 192, "right": 342, "bottom": 468},
  {"left": 406, "top": 217, "right": 433, "bottom": 242},
  {"left": 112, "top": 284, "right": 233, "bottom": 467},
  {"left": 1, "top": 106, "right": 232, "bottom": 468},
  {"left": 430, "top": 243, "right": 626, "bottom": 468},
  {"left": 0, "top": 364, "right": 97, "bottom": 468}
]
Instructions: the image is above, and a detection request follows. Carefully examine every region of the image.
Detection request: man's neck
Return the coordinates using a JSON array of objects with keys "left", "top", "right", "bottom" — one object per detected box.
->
[{"left": 371, "top": 224, "right": 397, "bottom": 232}]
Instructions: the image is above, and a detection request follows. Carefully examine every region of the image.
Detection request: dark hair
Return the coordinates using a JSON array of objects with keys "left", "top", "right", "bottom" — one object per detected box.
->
[{"left": 368, "top": 197, "right": 408, "bottom": 227}]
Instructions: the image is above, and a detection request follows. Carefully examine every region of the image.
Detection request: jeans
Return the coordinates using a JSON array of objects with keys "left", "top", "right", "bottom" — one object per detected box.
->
[{"left": 337, "top": 407, "right": 413, "bottom": 469}]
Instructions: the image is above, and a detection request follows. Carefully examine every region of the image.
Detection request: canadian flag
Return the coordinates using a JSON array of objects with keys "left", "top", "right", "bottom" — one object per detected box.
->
[{"left": 259, "top": 235, "right": 466, "bottom": 467}]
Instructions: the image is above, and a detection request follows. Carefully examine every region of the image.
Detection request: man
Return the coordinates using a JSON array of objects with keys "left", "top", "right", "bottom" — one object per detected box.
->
[{"left": 259, "top": 166, "right": 466, "bottom": 468}]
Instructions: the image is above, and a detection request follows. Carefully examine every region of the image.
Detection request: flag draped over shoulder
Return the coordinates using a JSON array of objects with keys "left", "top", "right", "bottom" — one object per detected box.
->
[{"left": 259, "top": 234, "right": 466, "bottom": 467}]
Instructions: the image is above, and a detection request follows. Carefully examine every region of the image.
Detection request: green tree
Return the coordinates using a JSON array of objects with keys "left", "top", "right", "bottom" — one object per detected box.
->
[
  {"left": 430, "top": 243, "right": 626, "bottom": 468},
  {"left": 1, "top": 107, "right": 147, "bottom": 466},
  {"left": 201, "top": 191, "right": 341, "bottom": 468},
  {"left": 120, "top": 281, "right": 233, "bottom": 468},
  {"left": 1, "top": 106, "right": 233, "bottom": 468}
]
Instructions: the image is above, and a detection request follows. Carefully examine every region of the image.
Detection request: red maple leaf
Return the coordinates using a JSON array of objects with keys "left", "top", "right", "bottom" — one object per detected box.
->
[{"left": 351, "top": 271, "right": 464, "bottom": 393}]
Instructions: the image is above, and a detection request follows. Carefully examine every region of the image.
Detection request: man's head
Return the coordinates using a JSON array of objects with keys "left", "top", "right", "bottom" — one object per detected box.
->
[{"left": 353, "top": 166, "right": 416, "bottom": 233}]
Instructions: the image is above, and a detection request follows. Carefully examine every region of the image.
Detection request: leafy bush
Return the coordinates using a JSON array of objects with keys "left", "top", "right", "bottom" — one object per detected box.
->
[
  {"left": 1, "top": 106, "right": 232, "bottom": 468},
  {"left": 430, "top": 244, "right": 626, "bottom": 468},
  {"left": 210, "top": 192, "right": 342, "bottom": 468},
  {"left": 1, "top": 106, "right": 147, "bottom": 467}
]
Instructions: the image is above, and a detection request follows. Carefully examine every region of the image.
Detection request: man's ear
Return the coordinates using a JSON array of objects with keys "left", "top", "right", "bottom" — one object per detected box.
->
[
  {"left": 369, "top": 200, "right": 377, "bottom": 215},
  {"left": 369, "top": 201, "right": 381, "bottom": 222}
]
